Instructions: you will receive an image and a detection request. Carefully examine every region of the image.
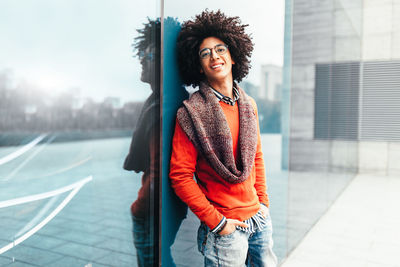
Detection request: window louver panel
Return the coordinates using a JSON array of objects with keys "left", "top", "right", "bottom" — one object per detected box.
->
[
  {"left": 314, "top": 60, "right": 400, "bottom": 141},
  {"left": 361, "top": 61, "right": 400, "bottom": 141},
  {"left": 314, "top": 62, "right": 360, "bottom": 140},
  {"left": 314, "top": 64, "right": 331, "bottom": 139}
]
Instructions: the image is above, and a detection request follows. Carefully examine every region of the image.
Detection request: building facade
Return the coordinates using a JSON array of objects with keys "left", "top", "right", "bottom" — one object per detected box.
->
[
  {"left": 288, "top": 0, "right": 400, "bottom": 175},
  {"left": 260, "top": 64, "right": 283, "bottom": 101}
]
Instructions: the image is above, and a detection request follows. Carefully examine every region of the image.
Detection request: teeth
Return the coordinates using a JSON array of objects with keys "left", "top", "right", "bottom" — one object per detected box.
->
[{"left": 211, "top": 64, "right": 222, "bottom": 69}]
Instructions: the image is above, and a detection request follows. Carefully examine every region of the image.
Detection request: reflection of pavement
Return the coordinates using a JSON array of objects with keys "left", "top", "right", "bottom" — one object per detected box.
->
[
  {"left": 286, "top": 171, "right": 354, "bottom": 254},
  {"left": 0, "top": 137, "right": 138, "bottom": 266},
  {"left": 282, "top": 174, "right": 400, "bottom": 267},
  {"left": 171, "top": 134, "right": 289, "bottom": 265},
  {"left": 0, "top": 134, "right": 356, "bottom": 266}
]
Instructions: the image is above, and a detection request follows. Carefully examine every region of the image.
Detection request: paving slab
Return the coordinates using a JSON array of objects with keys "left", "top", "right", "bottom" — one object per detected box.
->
[
  {"left": 2, "top": 245, "right": 63, "bottom": 266},
  {"left": 94, "top": 251, "right": 137, "bottom": 267},
  {"left": 4, "top": 260, "right": 39, "bottom": 267},
  {"left": 97, "top": 227, "right": 133, "bottom": 243},
  {"left": 95, "top": 237, "right": 136, "bottom": 255},
  {"left": 45, "top": 256, "right": 110, "bottom": 267},
  {"left": 47, "top": 228, "right": 109, "bottom": 247},
  {"left": 281, "top": 174, "right": 400, "bottom": 267},
  {"left": 0, "top": 256, "right": 13, "bottom": 266},
  {"left": 20, "top": 234, "right": 67, "bottom": 251},
  {"left": 51, "top": 242, "right": 111, "bottom": 262}
]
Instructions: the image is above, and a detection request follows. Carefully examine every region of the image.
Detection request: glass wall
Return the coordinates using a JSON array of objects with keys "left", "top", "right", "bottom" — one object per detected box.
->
[
  {"left": 163, "top": 0, "right": 361, "bottom": 265},
  {"left": 162, "top": 1, "right": 288, "bottom": 265},
  {"left": 1, "top": 1, "right": 363, "bottom": 266},
  {"left": 0, "top": 1, "right": 160, "bottom": 266},
  {"left": 286, "top": 0, "right": 360, "bottom": 253}
]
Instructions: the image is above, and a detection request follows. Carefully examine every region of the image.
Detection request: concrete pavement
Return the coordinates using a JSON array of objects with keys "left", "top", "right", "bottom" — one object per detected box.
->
[{"left": 281, "top": 173, "right": 400, "bottom": 267}]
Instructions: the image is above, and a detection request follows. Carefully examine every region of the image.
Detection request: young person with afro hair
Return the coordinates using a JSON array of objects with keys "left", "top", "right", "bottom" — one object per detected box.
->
[{"left": 169, "top": 10, "right": 277, "bottom": 266}]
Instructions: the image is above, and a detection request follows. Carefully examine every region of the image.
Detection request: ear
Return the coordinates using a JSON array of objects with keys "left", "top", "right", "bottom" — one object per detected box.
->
[
  {"left": 200, "top": 68, "right": 204, "bottom": 73},
  {"left": 231, "top": 55, "right": 236, "bottom": 65}
]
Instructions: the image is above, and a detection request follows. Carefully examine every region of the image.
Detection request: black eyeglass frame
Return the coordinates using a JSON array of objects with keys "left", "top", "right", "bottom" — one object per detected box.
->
[{"left": 198, "top": 44, "right": 229, "bottom": 59}]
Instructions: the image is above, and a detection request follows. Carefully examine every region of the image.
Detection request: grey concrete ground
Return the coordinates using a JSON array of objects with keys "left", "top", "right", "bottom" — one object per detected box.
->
[
  {"left": 281, "top": 174, "right": 400, "bottom": 267},
  {"left": 1, "top": 134, "right": 358, "bottom": 266},
  {"left": 0, "top": 137, "right": 138, "bottom": 267},
  {"left": 0, "top": 135, "right": 288, "bottom": 266}
]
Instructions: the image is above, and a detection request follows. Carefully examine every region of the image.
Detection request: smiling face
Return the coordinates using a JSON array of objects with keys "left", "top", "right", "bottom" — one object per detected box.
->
[{"left": 199, "top": 37, "right": 235, "bottom": 84}]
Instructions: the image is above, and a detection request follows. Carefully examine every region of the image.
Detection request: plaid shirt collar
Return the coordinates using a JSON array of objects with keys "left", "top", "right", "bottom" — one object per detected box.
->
[{"left": 211, "top": 86, "right": 240, "bottom": 106}]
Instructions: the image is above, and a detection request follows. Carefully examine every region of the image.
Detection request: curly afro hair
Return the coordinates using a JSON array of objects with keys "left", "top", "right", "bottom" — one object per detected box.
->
[
  {"left": 177, "top": 9, "right": 254, "bottom": 87},
  {"left": 133, "top": 18, "right": 161, "bottom": 58}
]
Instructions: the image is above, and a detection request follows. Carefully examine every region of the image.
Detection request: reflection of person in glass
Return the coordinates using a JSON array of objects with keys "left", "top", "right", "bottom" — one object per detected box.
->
[
  {"left": 170, "top": 10, "right": 277, "bottom": 266},
  {"left": 123, "top": 19, "right": 160, "bottom": 266}
]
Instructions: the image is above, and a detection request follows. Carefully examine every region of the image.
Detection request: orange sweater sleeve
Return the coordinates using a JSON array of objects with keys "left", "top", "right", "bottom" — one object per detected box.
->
[
  {"left": 250, "top": 98, "right": 270, "bottom": 207},
  {"left": 169, "top": 120, "right": 225, "bottom": 230}
]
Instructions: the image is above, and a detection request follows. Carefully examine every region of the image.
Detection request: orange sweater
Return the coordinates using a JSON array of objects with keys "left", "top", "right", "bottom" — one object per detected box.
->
[{"left": 169, "top": 100, "right": 269, "bottom": 230}]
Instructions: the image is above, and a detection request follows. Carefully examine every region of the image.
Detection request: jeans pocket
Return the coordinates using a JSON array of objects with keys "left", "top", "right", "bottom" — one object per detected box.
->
[
  {"left": 197, "top": 224, "right": 208, "bottom": 255},
  {"left": 215, "top": 229, "right": 236, "bottom": 239}
]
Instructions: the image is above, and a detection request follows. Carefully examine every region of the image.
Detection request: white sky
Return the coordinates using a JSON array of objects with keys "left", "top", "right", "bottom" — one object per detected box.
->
[{"left": 0, "top": 0, "right": 284, "bottom": 103}]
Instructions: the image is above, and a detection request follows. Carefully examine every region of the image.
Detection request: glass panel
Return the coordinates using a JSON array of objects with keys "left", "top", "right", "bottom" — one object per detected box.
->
[
  {"left": 286, "top": 0, "right": 360, "bottom": 254},
  {"left": 0, "top": 1, "right": 160, "bottom": 266},
  {"left": 162, "top": 2, "right": 287, "bottom": 265},
  {"left": 160, "top": 17, "right": 189, "bottom": 267}
]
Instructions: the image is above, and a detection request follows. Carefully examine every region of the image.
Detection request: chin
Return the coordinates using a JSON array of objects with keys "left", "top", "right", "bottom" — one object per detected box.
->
[
  {"left": 140, "top": 73, "right": 150, "bottom": 83},
  {"left": 208, "top": 73, "right": 229, "bottom": 82}
]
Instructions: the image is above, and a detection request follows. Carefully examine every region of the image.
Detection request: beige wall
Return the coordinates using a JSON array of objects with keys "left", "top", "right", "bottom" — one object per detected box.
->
[
  {"left": 359, "top": 0, "right": 400, "bottom": 175},
  {"left": 362, "top": 0, "right": 400, "bottom": 61}
]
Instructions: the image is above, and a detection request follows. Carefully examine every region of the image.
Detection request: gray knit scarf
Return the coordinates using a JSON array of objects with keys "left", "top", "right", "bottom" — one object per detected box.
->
[{"left": 176, "top": 82, "right": 258, "bottom": 184}]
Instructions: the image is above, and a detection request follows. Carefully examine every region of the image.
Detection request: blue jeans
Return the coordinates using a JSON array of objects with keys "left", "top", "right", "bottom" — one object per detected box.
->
[
  {"left": 132, "top": 214, "right": 184, "bottom": 267},
  {"left": 132, "top": 215, "right": 155, "bottom": 267},
  {"left": 197, "top": 215, "right": 277, "bottom": 267}
]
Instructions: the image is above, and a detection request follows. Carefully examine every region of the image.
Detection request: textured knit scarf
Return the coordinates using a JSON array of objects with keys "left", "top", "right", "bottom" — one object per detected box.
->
[{"left": 177, "top": 82, "right": 258, "bottom": 184}]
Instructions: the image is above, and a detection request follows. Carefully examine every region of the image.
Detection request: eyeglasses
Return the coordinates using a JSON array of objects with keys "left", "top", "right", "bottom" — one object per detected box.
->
[
  {"left": 198, "top": 44, "right": 229, "bottom": 59},
  {"left": 138, "top": 51, "right": 154, "bottom": 61}
]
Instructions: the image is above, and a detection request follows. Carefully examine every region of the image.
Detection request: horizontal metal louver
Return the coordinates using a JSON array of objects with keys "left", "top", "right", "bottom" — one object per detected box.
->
[
  {"left": 314, "top": 62, "right": 360, "bottom": 140},
  {"left": 314, "top": 60, "right": 400, "bottom": 142},
  {"left": 314, "top": 64, "right": 331, "bottom": 139},
  {"left": 361, "top": 61, "right": 400, "bottom": 141}
]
